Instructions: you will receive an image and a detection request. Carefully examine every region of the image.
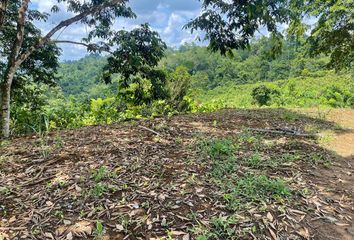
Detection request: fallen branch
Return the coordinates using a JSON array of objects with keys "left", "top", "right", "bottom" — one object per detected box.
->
[
  {"left": 138, "top": 126, "right": 161, "bottom": 136},
  {"left": 247, "top": 128, "right": 317, "bottom": 138}
]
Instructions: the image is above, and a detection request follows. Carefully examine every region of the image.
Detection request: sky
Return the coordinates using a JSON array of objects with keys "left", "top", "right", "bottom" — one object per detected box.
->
[{"left": 30, "top": 0, "right": 203, "bottom": 60}]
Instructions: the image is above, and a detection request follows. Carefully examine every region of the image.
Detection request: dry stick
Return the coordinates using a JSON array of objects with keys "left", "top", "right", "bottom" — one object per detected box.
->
[
  {"left": 0, "top": 227, "right": 27, "bottom": 231},
  {"left": 247, "top": 128, "right": 317, "bottom": 138},
  {"left": 138, "top": 126, "right": 161, "bottom": 136}
]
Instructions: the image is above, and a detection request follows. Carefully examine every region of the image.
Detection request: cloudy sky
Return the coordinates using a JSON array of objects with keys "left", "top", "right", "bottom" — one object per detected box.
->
[{"left": 30, "top": 0, "right": 203, "bottom": 60}]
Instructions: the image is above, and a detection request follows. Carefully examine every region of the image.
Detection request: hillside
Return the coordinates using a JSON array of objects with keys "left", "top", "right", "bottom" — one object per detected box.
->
[
  {"left": 1, "top": 109, "right": 353, "bottom": 239},
  {"left": 195, "top": 72, "right": 354, "bottom": 108}
]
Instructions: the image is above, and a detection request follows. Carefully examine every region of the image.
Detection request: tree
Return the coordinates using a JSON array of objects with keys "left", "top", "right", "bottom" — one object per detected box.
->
[
  {"left": 306, "top": 0, "right": 353, "bottom": 70},
  {"left": 186, "top": 0, "right": 353, "bottom": 70},
  {"left": 0, "top": 0, "right": 138, "bottom": 138},
  {"left": 103, "top": 23, "right": 168, "bottom": 105}
]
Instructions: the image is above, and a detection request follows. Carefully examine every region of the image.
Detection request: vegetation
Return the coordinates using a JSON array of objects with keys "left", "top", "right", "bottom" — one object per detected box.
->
[
  {"left": 8, "top": 36, "right": 353, "bottom": 135},
  {"left": 1, "top": 1, "right": 353, "bottom": 239}
]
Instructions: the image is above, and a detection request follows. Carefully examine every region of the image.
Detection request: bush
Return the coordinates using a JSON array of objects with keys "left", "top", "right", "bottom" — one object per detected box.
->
[
  {"left": 323, "top": 85, "right": 354, "bottom": 108},
  {"left": 251, "top": 85, "right": 280, "bottom": 106}
]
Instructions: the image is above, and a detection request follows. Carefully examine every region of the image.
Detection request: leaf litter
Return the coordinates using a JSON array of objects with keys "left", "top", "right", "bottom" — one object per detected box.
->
[{"left": 0, "top": 109, "right": 353, "bottom": 239}]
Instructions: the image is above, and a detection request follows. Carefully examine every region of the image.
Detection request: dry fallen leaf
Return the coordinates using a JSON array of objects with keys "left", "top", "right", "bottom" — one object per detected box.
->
[
  {"left": 297, "top": 227, "right": 310, "bottom": 239},
  {"left": 66, "top": 232, "right": 73, "bottom": 240},
  {"left": 116, "top": 224, "right": 124, "bottom": 231},
  {"left": 266, "top": 212, "right": 274, "bottom": 222},
  {"left": 170, "top": 230, "right": 186, "bottom": 235}
]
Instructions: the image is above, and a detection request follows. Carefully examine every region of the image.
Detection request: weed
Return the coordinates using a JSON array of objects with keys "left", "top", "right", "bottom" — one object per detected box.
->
[
  {"left": 211, "top": 156, "right": 238, "bottom": 179},
  {"left": 237, "top": 130, "right": 260, "bottom": 145},
  {"left": 175, "top": 136, "right": 183, "bottom": 145},
  {"left": 94, "top": 220, "right": 104, "bottom": 239},
  {"left": 193, "top": 216, "right": 239, "bottom": 240},
  {"left": 281, "top": 111, "right": 300, "bottom": 122},
  {"left": 223, "top": 174, "right": 291, "bottom": 210},
  {"left": 0, "top": 205, "right": 7, "bottom": 217},
  {"left": 54, "top": 210, "right": 64, "bottom": 220},
  {"left": 244, "top": 152, "right": 263, "bottom": 168},
  {"left": 198, "top": 138, "right": 236, "bottom": 159},
  {"left": 91, "top": 183, "right": 107, "bottom": 197},
  {"left": 0, "top": 155, "right": 8, "bottom": 168},
  {"left": 308, "top": 152, "right": 332, "bottom": 167},
  {"left": 92, "top": 166, "right": 108, "bottom": 182}
]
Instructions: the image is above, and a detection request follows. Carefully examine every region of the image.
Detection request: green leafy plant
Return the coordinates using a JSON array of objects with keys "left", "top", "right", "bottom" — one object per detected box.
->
[
  {"left": 94, "top": 220, "right": 104, "bottom": 239},
  {"left": 92, "top": 166, "right": 108, "bottom": 182},
  {"left": 251, "top": 85, "right": 280, "bottom": 106}
]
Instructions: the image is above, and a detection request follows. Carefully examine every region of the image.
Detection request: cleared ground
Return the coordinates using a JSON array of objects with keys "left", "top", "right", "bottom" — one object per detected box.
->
[{"left": 0, "top": 109, "right": 353, "bottom": 240}]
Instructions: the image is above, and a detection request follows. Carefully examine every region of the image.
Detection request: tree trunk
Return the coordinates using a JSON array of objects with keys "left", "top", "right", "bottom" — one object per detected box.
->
[{"left": 0, "top": 71, "right": 14, "bottom": 139}]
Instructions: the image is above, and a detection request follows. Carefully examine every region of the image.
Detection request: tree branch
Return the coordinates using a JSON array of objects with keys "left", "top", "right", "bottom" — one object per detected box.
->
[
  {"left": 5, "top": 0, "right": 29, "bottom": 83},
  {"left": 53, "top": 40, "right": 113, "bottom": 54},
  {"left": 0, "top": 0, "right": 8, "bottom": 27},
  {"left": 16, "top": 0, "right": 123, "bottom": 65}
]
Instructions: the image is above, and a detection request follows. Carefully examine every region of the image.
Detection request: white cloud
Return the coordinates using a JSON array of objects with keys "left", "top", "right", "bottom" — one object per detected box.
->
[{"left": 32, "top": 0, "right": 202, "bottom": 60}]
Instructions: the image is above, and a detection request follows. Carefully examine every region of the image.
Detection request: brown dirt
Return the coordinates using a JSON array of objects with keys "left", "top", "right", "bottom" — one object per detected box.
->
[{"left": 0, "top": 108, "right": 353, "bottom": 240}]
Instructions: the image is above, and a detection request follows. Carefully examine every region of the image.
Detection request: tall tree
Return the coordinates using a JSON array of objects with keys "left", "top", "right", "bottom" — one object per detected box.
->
[
  {"left": 0, "top": 0, "right": 137, "bottom": 138},
  {"left": 186, "top": 0, "right": 353, "bottom": 70}
]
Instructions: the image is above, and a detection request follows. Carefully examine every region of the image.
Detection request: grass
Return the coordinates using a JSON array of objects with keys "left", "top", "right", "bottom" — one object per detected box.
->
[
  {"left": 193, "top": 216, "right": 239, "bottom": 240},
  {"left": 223, "top": 174, "right": 291, "bottom": 210},
  {"left": 195, "top": 72, "right": 353, "bottom": 109},
  {"left": 92, "top": 166, "right": 108, "bottom": 182},
  {"left": 198, "top": 136, "right": 292, "bottom": 211},
  {"left": 198, "top": 138, "right": 237, "bottom": 159}
]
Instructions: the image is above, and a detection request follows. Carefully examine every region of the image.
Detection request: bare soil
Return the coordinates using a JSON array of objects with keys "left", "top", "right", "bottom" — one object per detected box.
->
[{"left": 0, "top": 108, "right": 353, "bottom": 240}]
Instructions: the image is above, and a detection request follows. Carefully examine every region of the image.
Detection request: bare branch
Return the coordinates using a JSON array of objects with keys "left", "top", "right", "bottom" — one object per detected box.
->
[
  {"left": 53, "top": 40, "right": 113, "bottom": 54},
  {"left": 16, "top": 0, "right": 123, "bottom": 65},
  {"left": 53, "top": 40, "right": 93, "bottom": 48}
]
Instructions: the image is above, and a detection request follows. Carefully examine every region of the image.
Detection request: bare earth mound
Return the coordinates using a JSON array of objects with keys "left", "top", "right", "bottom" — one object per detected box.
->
[{"left": 0, "top": 109, "right": 353, "bottom": 240}]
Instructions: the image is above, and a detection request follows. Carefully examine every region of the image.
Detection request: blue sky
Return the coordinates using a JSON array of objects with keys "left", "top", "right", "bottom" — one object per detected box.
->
[{"left": 31, "top": 0, "right": 203, "bottom": 60}]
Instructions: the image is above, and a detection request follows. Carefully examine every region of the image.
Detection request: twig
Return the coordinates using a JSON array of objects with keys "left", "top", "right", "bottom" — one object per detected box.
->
[
  {"left": 138, "top": 126, "right": 161, "bottom": 136},
  {"left": 247, "top": 128, "right": 317, "bottom": 138},
  {"left": 0, "top": 227, "right": 27, "bottom": 231}
]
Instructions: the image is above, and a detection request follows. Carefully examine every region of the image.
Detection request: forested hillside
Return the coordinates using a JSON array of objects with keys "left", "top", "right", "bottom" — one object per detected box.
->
[{"left": 58, "top": 37, "right": 331, "bottom": 96}]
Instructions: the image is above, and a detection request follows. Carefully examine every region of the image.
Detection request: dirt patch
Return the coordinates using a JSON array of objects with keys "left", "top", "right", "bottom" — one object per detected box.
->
[{"left": 0, "top": 109, "right": 353, "bottom": 240}]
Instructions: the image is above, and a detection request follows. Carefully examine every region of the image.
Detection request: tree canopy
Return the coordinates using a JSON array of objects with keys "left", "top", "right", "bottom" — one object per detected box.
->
[
  {"left": 186, "top": 0, "right": 353, "bottom": 70},
  {"left": 0, "top": 0, "right": 161, "bottom": 138}
]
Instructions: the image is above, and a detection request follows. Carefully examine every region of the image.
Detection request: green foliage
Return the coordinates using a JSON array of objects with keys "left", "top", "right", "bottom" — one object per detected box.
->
[
  {"left": 58, "top": 55, "right": 111, "bottom": 97},
  {"left": 104, "top": 24, "right": 168, "bottom": 105},
  {"left": 196, "top": 72, "right": 353, "bottom": 109},
  {"left": 8, "top": 36, "right": 353, "bottom": 136},
  {"left": 306, "top": 0, "right": 354, "bottom": 70},
  {"left": 199, "top": 136, "right": 291, "bottom": 211},
  {"left": 198, "top": 138, "right": 236, "bottom": 159},
  {"left": 186, "top": 0, "right": 353, "bottom": 70},
  {"left": 166, "top": 66, "right": 192, "bottom": 111},
  {"left": 194, "top": 216, "right": 239, "bottom": 240},
  {"left": 323, "top": 85, "right": 354, "bottom": 108},
  {"left": 92, "top": 166, "right": 108, "bottom": 182},
  {"left": 223, "top": 174, "right": 291, "bottom": 210},
  {"left": 0, "top": 0, "right": 61, "bottom": 86},
  {"left": 95, "top": 220, "right": 104, "bottom": 239},
  {"left": 185, "top": 0, "right": 290, "bottom": 56},
  {"left": 251, "top": 85, "right": 280, "bottom": 106}
]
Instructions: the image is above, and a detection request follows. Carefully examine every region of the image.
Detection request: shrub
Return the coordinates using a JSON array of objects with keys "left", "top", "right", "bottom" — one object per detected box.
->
[
  {"left": 323, "top": 85, "right": 354, "bottom": 108},
  {"left": 251, "top": 85, "right": 280, "bottom": 106}
]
